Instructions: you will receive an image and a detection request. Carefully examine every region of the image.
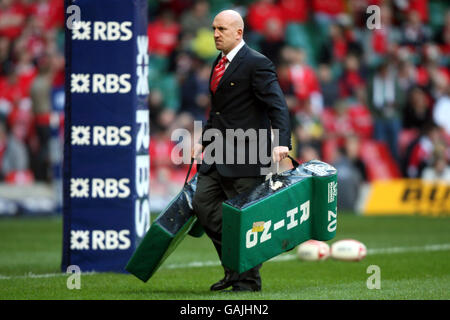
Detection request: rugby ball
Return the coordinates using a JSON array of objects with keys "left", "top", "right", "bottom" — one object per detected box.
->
[
  {"left": 297, "top": 240, "right": 330, "bottom": 261},
  {"left": 331, "top": 239, "right": 367, "bottom": 261}
]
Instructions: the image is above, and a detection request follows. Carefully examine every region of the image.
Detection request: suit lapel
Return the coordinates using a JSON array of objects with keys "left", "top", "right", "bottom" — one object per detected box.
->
[
  {"left": 210, "top": 44, "right": 249, "bottom": 94},
  {"left": 216, "top": 44, "right": 248, "bottom": 91}
]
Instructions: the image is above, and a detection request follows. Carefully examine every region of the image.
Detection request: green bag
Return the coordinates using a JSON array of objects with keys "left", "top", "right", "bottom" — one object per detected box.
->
[
  {"left": 125, "top": 162, "right": 203, "bottom": 282},
  {"left": 222, "top": 158, "right": 338, "bottom": 274}
]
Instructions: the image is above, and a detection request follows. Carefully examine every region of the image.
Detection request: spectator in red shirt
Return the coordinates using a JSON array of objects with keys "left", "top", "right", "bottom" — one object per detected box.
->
[
  {"left": 322, "top": 98, "right": 355, "bottom": 147},
  {"left": 287, "top": 47, "right": 322, "bottom": 114},
  {"left": 339, "top": 54, "right": 365, "bottom": 98},
  {"left": 148, "top": 9, "right": 180, "bottom": 57},
  {"left": 23, "top": 17, "right": 47, "bottom": 60},
  {"left": 246, "top": 0, "right": 284, "bottom": 34},
  {"left": 0, "top": 62, "right": 28, "bottom": 116},
  {"left": 408, "top": 0, "right": 428, "bottom": 23},
  {"left": 279, "top": 0, "right": 309, "bottom": 24},
  {"left": 11, "top": 38, "right": 37, "bottom": 95},
  {"left": 28, "top": 0, "right": 64, "bottom": 31},
  {"left": 0, "top": 0, "right": 27, "bottom": 40}
]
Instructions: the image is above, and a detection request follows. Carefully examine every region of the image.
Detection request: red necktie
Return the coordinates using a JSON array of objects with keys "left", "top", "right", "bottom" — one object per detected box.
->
[{"left": 210, "top": 56, "right": 228, "bottom": 94}]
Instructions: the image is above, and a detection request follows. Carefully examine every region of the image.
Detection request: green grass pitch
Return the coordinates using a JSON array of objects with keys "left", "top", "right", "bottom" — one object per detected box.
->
[{"left": 0, "top": 214, "right": 449, "bottom": 300}]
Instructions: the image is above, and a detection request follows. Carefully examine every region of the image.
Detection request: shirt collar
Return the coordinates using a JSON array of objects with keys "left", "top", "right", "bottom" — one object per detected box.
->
[{"left": 222, "top": 40, "right": 245, "bottom": 63}]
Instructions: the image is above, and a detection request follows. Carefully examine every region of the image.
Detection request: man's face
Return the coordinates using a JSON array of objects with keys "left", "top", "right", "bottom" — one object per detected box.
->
[{"left": 212, "top": 14, "right": 241, "bottom": 54}]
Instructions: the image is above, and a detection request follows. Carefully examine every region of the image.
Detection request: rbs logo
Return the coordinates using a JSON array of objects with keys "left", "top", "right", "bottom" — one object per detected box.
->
[
  {"left": 70, "top": 178, "right": 130, "bottom": 199},
  {"left": 71, "top": 125, "right": 132, "bottom": 146},
  {"left": 71, "top": 73, "right": 131, "bottom": 94},
  {"left": 70, "top": 229, "right": 131, "bottom": 250},
  {"left": 72, "top": 21, "right": 133, "bottom": 41}
]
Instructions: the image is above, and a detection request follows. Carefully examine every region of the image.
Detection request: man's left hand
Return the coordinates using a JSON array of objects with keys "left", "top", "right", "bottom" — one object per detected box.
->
[{"left": 272, "top": 146, "right": 289, "bottom": 163}]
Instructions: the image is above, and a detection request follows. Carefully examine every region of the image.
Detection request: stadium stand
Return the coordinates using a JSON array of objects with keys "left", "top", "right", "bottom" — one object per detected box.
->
[{"left": 0, "top": 0, "right": 449, "bottom": 214}]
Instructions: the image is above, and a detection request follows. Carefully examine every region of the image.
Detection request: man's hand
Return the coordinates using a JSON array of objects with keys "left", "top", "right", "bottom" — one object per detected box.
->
[
  {"left": 272, "top": 146, "right": 289, "bottom": 163},
  {"left": 191, "top": 142, "right": 204, "bottom": 161}
]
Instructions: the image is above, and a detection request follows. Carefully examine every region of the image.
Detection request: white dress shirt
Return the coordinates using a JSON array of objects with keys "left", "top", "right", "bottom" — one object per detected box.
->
[{"left": 222, "top": 40, "right": 245, "bottom": 69}]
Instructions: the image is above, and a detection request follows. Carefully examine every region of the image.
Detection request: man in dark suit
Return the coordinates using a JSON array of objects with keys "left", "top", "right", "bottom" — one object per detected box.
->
[{"left": 191, "top": 10, "right": 291, "bottom": 292}]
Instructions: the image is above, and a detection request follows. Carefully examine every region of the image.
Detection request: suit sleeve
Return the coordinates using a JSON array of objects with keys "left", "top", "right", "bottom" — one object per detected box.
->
[
  {"left": 251, "top": 57, "right": 292, "bottom": 149},
  {"left": 200, "top": 115, "right": 212, "bottom": 148}
]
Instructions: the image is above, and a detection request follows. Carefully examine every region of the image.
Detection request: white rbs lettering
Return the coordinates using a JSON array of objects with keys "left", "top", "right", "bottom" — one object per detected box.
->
[
  {"left": 136, "top": 155, "right": 150, "bottom": 197},
  {"left": 93, "top": 21, "right": 133, "bottom": 41},
  {"left": 92, "top": 74, "right": 131, "bottom": 94},
  {"left": 92, "top": 126, "right": 131, "bottom": 146},
  {"left": 136, "top": 110, "right": 150, "bottom": 151},
  {"left": 135, "top": 198, "right": 150, "bottom": 238},
  {"left": 91, "top": 230, "right": 131, "bottom": 250},
  {"left": 91, "top": 178, "right": 130, "bottom": 198}
]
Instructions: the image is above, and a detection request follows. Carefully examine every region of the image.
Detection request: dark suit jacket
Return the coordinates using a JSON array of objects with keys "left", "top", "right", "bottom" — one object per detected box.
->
[{"left": 199, "top": 44, "right": 291, "bottom": 177}]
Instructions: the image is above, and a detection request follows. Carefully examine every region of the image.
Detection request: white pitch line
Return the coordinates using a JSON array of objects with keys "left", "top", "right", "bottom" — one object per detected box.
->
[
  {"left": 0, "top": 271, "right": 96, "bottom": 281},
  {"left": 164, "top": 260, "right": 221, "bottom": 270},
  {"left": 1, "top": 243, "right": 449, "bottom": 280},
  {"left": 163, "top": 243, "right": 450, "bottom": 269},
  {"left": 367, "top": 243, "right": 450, "bottom": 254}
]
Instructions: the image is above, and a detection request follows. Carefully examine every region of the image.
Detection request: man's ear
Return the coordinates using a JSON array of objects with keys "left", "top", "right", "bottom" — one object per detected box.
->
[{"left": 236, "top": 28, "right": 243, "bottom": 40}]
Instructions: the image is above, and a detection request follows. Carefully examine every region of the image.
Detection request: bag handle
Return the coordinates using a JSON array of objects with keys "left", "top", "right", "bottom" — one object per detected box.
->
[
  {"left": 184, "top": 156, "right": 297, "bottom": 185},
  {"left": 268, "top": 155, "right": 300, "bottom": 185},
  {"left": 184, "top": 157, "right": 195, "bottom": 186},
  {"left": 287, "top": 155, "right": 300, "bottom": 168}
]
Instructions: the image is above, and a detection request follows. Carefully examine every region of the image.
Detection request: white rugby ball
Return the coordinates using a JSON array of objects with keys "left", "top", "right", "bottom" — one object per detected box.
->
[
  {"left": 297, "top": 240, "right": 330, "bottom": 261},
  {"left": 331, "top": 239, "right": 367, "bottom": 261}
]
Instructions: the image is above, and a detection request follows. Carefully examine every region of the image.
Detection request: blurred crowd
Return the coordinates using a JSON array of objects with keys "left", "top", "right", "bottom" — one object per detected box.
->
[
  {"left": 0, "top": 0, "right": 64, "bottom": 184},
  {"left": 148, "top": 0, "right": 450, "bottom": 205},
  {"left": 0, "top": 0, "right": 449, "bottom": 206}
]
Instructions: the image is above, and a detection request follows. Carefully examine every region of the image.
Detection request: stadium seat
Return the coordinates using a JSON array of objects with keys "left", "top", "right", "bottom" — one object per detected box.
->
[
  {"left": 209, "top": 0, "right": 233, "bottom": 16},
  {"left": 160, "top": 75, "right": 180, "bottom": 111},
  {"left": 359, "top": 140, "right": 401, "bottom": 181},
  {"left": 285, "top": 23, "right": 309, "bottom": 49},
  {"left": 149, "top": 74, "right": 180, "bottom": 111},
  {"left": 149, "top": 55, "right": 169, "bottom": 76},
  {"left": 285, "top": 23, "right": 316, "bottom": 66},
  {"left": 429, "top": 1, "right": 447, "bottom": 33}
]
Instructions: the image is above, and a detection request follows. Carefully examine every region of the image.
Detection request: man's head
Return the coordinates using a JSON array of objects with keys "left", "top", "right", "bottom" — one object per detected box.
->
[{"left": 212, "top": 10, "right": 244, "bottom": 55}]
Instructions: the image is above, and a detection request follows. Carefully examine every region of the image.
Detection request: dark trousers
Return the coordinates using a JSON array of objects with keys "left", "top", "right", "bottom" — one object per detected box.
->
[{"left": 193, "top": 167, "right": 265, "bottom": 290}]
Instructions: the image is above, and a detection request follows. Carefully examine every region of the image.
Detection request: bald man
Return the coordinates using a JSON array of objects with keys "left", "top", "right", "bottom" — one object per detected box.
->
[{"left": 192, "top": 10, "right": 291, "bottom": 292}]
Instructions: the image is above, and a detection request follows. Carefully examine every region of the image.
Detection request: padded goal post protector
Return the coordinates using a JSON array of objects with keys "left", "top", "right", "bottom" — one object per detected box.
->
[
  {"left": 125, "top": 173, "right": 203, "bottom": 282},
  {"left": 61, "top": 0, "right": 151, "bottom": 272},
  {"left": 222, "top": 159, "right": 338, "bottom": 274}
]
